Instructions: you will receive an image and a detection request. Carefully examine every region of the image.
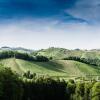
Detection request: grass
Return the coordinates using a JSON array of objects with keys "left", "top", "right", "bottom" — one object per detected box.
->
[
  {"left": 34, "top": 47, "right": 100, "bottom": 60},
  {"left": 0, "top": 58, "right": 100, "bottom": 79}
]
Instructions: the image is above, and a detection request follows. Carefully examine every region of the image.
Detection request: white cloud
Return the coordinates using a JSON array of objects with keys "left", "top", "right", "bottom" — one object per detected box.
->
[
  {"left": 66, "top": 0, "right": 100, "bottom": 24},
  {"left": 0, "top": 19, "right": 100, "bottom": 49}
]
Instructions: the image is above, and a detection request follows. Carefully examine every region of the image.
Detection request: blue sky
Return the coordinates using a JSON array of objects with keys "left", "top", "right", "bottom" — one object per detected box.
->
[{"left": 0, "top": 0, "right": 100, "bottom": 49}]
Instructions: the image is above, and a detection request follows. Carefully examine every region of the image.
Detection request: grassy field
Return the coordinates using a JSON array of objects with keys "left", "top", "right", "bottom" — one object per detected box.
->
[{"left": 0, "top": 58, "right": 100, "bottom": 80}]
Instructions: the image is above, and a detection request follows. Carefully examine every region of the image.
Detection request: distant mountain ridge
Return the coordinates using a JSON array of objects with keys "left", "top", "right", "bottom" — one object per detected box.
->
[{"left": 0, "top": 46, "right": 33, "bottom": 53}]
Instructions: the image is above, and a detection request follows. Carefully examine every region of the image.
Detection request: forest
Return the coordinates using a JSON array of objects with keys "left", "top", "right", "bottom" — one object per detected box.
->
[{"left": 0, "top": 67, "right": 100, "bottom": 100}]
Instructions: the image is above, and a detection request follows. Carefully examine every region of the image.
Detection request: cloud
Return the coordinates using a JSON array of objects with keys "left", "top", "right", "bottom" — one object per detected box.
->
[
  {"left": 0, "top": 19, "right": 100, "bottom": 49},
  {"left": 0, "top": 0, "right": 100, "bottom": 49},
  {"left": 66, "top": 0, "right": 100, "bottom": 24},
  {"left": 0, "top": 0, "right": 100, "bottom": 24}
]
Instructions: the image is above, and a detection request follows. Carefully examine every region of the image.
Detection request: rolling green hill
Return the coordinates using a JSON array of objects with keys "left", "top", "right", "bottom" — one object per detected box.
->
[
  {"left": 0, "top": 58, "right": 100, "bottom": 79},
  {"left": 33, "top": 47, "right": 100, "bottom": 60}
]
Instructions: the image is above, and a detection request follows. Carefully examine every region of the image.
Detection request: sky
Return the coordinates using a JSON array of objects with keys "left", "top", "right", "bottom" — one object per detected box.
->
[{"left": 0, "top": 0, "right": 100, "bottom": 50}]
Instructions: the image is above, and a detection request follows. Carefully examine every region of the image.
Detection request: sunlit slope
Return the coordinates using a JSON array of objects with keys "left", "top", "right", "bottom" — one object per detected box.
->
[
  {"left": 0, "top": 58, "right": 100, "bottom": 77},
  {"left": 34, "top": 47, "right": 100, "bottom": 60},
  {"left": 33, "top": 48, "right": 84, "bottom": 59}
]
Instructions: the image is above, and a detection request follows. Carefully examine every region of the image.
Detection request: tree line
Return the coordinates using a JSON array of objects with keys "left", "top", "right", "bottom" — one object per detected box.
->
[
  {"left": 0, "top": 51, "right": 49, "bottom": 62},
  {"left": 0, "top": 67, "right": 100, "bottom": 100},
  {"left": 63, "top": 56, "right": 100, "bottom": 66}
]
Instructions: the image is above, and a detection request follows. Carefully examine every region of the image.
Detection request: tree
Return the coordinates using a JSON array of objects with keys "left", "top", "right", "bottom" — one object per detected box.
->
[
  {"left": 75, "top": 82, "right": 85, "bottom": 100},
  {"left": 0, "top": 68, "right": 23, "bottom": 100},
  {"left": 92, "top": 82, "right": 100, "bottom": 100},
  {"left": 23, "top": 71, "right": 35, "bottom": 79},
  {"left": 67, "top": 80, "right": 76, "bottom": 100}
]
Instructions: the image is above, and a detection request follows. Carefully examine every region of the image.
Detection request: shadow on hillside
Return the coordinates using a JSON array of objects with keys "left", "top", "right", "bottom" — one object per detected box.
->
[{"left": 31, "top": 60, "right": 67, "bottom": 73}]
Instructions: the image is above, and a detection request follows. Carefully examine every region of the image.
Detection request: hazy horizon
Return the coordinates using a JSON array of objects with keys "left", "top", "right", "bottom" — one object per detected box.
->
[
  {"left": 1, "top": 45, "right": 100, "bottom": 51},
  {"left": 0, "top": 0, "right": 100, "bottom": 49}
]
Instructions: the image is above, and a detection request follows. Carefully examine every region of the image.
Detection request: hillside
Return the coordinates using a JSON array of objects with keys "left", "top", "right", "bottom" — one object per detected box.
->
[
  {"left": 0, "top": 58, "right": 100, "bottom": 79},
  {"left": 1, "top": 46, "right": 100, "bottom": 60},
  {"left": 32, "top": 47, "right": 83, "bottom": 59},
  {"left": 33, "top": 47, "right": 100, "bottom": 60}
]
